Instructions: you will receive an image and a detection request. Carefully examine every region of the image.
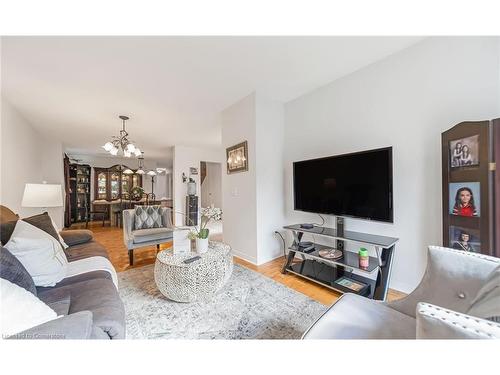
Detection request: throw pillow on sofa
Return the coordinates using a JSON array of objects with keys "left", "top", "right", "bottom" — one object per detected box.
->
[
  {"left": 134, "top": 205, "right": 163, "bottom": 229},
  {"left": 0, "top": 212, "right": 68, "bottom": 249},
  {"left": 4, "top": 220, "right": 68, "bottom": 287},
  {"left": 1, "top": 278, "right": 58, "bottom": 337},
  {"left": 0, "top": 246, "right": 37, "bottom": 295}
]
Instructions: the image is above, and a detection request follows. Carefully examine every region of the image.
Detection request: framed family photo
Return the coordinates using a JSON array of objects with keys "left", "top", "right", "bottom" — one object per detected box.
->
[
  {"left": 449, "top": 135, "right": 479, "bottom": 168},
  {"left": 449, "top": 182, "right": 480, "bottom": 217},
  {"left": 449, "top": 226, "right": 480, "bottom": 253}
]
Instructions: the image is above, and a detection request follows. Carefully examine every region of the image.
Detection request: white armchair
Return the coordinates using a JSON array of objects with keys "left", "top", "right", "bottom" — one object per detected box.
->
[
  {"left": 303, "top": 246, "right": 500, "bottom": 339},
  {"left": 122, "top": 208, "right": 174, "bottom": 265}
]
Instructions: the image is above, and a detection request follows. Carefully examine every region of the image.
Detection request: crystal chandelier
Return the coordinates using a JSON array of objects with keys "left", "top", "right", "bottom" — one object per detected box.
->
[{"left": 102, "top": 116, "right": 142, "bottom": 157}]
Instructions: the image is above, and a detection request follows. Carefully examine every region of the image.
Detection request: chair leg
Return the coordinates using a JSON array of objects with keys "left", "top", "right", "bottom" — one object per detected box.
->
[
  {"left": 86, "top": 215, "right": 89, "bottom": 229},
  {"left": 128, "top": 249, "right": 134, "bottom": 266},
  {"left": 102, "top": 214, "right": 105, "bottom": 227}
]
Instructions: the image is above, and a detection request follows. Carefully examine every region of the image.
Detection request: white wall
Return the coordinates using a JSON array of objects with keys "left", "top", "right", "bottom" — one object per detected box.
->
[
  {"left": 284, "top": 37, "right": 500, "bottom": 293},
  {"left": 221, "top": 94, "right": 258, "bottom": 262},
  {"left": 1, "top": 98, "right": 65, "bottom": 227},
  {"left": 221, "top": 93, "right": 285, "bottom": 264},
  {"left": 255, "top": 95, "right": 285, "bottom": 264},
  {"left": 201, "top": 162, "right": 222, "bottom": 208},
  {"left": 172, "top": 145, "right": 223, "bottom": 225}
]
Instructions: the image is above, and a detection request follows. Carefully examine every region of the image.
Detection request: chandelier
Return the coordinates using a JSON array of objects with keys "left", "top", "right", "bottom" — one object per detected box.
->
[
  {"left": 124, "top": 151, "right": 160, "bottom": 176},
  {"left": 102, "top": 115, "right": 142, "bottom": 157}
]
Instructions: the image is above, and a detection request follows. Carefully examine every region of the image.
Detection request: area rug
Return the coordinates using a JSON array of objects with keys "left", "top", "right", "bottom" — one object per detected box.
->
[{"left": 118, "top": 264, "right": 327, "bottom": 339}]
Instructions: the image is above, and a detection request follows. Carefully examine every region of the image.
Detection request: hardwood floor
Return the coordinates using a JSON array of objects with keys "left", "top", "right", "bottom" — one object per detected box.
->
[{"left": 69, "top": 221, "right": 405, "bottom": 305}]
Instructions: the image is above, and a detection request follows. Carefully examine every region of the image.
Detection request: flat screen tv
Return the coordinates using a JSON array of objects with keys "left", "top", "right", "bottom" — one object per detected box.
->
[{"left": 293, "top": 147, "right": 393, "bottom": 223}]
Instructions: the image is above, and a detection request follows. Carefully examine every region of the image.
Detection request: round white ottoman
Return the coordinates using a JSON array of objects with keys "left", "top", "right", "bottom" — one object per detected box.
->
[{"left": 154, "top": 241, "right": 233, "bottom": 302}]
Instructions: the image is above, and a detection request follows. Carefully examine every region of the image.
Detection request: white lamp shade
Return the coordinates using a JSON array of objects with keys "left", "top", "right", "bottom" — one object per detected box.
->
[{"left": 22, "top": 183, "right": 63, "bottom": 208}]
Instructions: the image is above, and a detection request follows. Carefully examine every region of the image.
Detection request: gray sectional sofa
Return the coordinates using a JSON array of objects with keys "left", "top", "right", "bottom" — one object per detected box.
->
[{"left": 1, "top": 227, "right": 125, "bottom": 339}]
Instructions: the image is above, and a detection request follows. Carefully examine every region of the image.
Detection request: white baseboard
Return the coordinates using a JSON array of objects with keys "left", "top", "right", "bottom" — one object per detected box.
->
[{"left": 231, "top": 248, "right": 258, "bottom": 265}]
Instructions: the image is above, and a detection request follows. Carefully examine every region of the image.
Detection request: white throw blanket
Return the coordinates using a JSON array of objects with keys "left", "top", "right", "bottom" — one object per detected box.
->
[{"left": 66, "top": 256, "right": 118, "bottom": 288}]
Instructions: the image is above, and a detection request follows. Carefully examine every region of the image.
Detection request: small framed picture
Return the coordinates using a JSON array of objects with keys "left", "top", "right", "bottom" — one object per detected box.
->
[
  {"left": 449, "top": 226, "right": 480, "bottom": 253},
  {"left": 190, "top": 167, "right": 198, "bottom": 175},
  {"left": 226, "top": 141, "right": 248, "bottom": 174},
  {"left": 449, "top": 135, "right": 479, "bottom": 168},
  {"left": 449, "top": 182, "right": 480, "bottom": 217}
]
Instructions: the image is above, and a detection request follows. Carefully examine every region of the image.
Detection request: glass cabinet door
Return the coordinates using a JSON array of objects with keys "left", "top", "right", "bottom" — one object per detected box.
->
[
  {"left": 132, "top": 175, "right": 140, "bottom": 188},
  {"left": 110, "top": 172, "right": 120, "bottom": 199},
  {"left": 97, "top": 172, "right": 108, "bottom": 200},
  {"left": 122, "top": 174, "right": 131, "bottom": 196}
]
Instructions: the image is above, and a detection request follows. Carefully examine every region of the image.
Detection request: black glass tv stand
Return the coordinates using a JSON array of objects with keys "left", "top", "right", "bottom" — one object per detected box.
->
[{"left": 281, "top": 224, "right": 398, "bottom": 300}]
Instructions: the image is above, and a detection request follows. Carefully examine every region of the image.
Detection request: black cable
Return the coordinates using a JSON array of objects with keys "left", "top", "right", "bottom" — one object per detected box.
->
[
  {"left": 311, "top": 214, "right": 325, "bottom": 227},
  {"left": 274, "top": 231, "right": 287, "bottom": 259}
]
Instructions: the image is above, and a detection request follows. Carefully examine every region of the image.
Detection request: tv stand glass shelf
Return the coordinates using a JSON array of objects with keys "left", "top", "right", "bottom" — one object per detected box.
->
[{"left": 281, "top": 224, "right": 398, "bottom": 300}]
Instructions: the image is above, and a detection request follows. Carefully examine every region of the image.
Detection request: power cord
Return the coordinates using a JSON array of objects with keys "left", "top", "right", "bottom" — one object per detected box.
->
[
  {"left": 274, "top": 231, "right": 287, "bottom": 259},
  {"left": 311, "top": 214, "right": 325, "bottom": 227}
]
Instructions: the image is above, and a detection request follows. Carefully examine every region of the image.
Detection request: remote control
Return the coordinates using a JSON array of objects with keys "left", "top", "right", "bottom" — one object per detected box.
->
[{"left": 183, "top": 256, "right": 201, "bottom": 264}]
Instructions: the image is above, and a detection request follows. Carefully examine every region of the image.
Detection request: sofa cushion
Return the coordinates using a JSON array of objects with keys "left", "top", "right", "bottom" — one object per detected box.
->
[
  {"left": 37, "top": 288, "right": 72, "bottom": 316},
  {"left": 467, "top": 265, "right": 500, "bottom": 322},
  {"left": 1, "top": 278, "right": 58, "bottom": 337},
  {"left": 64, "top": 240, "right": 109, "bottom": 262},
  {"left": 134, "top": 205, "right": 163, "bottom": 229},
  {"left": 8, "top": 311, "right": 94, "bottom": 340},
  {"left": 47, "top": 278, "right": 125, "bottom": 339},
  {"left": 60, "top": 230, "right": 93, "bottom": 247},
  {"left": 4, "top": 220, "right": 68, "bottom": 287},
  {"left": 302, "top": 293, "right": 416, "bottom": 339},
  {"left": 132, "top": 227, "right": 173, "bottom": 244},
  {"left": 0, "top": 246, "right": 37, "bottom": 295}
]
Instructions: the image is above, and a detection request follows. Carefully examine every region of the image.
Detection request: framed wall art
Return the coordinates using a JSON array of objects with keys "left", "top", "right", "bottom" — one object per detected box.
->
[{"left": 226, "top": 141, "right": 248, "bottom": 174}]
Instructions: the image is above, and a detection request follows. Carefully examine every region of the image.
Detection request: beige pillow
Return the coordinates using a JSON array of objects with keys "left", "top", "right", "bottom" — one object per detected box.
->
[{"left": 4, "top": 220, "right": 68, "bottom": 287}]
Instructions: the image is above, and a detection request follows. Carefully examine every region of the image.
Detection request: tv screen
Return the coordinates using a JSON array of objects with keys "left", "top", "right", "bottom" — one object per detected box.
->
[{"left": 293, "top": 147, "right": 393, "bottom": 222}]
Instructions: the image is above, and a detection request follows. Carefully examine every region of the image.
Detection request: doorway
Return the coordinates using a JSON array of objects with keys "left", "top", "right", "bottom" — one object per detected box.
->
[{"left": 200, "top": 161, "right": 223, "bottom": 241}]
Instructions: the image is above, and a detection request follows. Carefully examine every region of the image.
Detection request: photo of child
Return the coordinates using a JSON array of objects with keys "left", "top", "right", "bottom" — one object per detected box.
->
[
  {"left": 449, "top": 182, "right": 480, "bottom": 217},
  {"left": 449, "top": 226, "right": 480, "bottom": 253},
  {"left": 449, "top": 135, "right": 479, "bottom": 168}
]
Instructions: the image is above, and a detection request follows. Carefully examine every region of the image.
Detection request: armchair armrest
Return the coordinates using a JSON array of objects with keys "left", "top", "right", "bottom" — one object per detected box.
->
[
  {"left": 388, "top": 246, "right": 500, "bottom": 317},
  {"left": 60, "top": 230, "right": 93, "bottom": 247},
  {"left": 416, "top": 302, "right": 500, "bottom": 339},
  {"left": 122, "top": 209, "right": 134, "bottom": 249},
  {"left": 6, "top": 311, "right": 94, "bottom": 339}
]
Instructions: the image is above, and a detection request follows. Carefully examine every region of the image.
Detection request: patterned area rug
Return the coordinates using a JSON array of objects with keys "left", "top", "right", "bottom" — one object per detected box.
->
[{"left": 118, "top": 264, "right": 327, "bottom": 339}]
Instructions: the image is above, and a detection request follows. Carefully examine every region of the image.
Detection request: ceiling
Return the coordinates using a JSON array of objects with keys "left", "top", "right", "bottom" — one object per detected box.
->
[{"left": 1, "top": 36, "right": 424, "bottom": 165}]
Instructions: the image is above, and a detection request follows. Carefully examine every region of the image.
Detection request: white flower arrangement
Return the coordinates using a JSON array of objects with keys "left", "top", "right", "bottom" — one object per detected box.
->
[{"left": 200, "top": 206, "right": 222, "bottom": 221}]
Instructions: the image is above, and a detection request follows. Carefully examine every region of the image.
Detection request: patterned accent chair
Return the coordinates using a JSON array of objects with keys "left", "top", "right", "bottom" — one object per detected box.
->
[{"left": 122, "top": 207, "right": 174, "bottom": 265}]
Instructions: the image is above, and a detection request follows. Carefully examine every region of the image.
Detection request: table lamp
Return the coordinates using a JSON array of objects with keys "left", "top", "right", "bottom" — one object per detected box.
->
[{"left": 21, "top": 183, "right": 63, "bottom": 212}]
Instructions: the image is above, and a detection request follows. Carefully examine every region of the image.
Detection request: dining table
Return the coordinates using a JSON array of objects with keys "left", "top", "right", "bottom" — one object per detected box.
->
[{"left": 91, "top": 198, "right": 173, "bottom": 226}]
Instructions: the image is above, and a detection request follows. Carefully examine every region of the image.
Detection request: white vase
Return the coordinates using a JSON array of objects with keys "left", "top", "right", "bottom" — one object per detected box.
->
[{"left": 196, "top": 237, "right": 209, "bottom": 254}]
